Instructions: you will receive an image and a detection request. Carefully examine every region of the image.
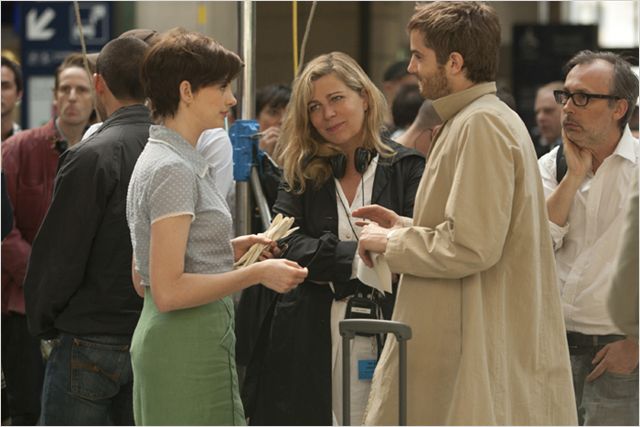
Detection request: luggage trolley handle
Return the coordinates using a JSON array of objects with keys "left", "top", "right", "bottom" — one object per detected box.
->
[{"left": 339, "top": 319, "right": 412, "bottom": 426}]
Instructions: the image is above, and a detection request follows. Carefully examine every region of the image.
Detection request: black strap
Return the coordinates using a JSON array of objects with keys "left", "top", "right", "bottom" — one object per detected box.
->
[{"left": 556, "top": 142, "right": 567, "bottom": 183}]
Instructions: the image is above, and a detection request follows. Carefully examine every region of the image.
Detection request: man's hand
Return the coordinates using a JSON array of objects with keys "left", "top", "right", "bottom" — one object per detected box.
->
[
  {"left": 352, "top": 204, "right": 401, "bottom": 229},
  {"left": 358, "top": 223, "right": 391, "bottom": 268},
  {"left": 562, "top": 131, "right": 592, "bottom": 180},
  {"left": 586, "top": 338, "right": 639, "bottom": 382},
  {"left": 259, "top": 126, "right": 281, "bottom": 157}
]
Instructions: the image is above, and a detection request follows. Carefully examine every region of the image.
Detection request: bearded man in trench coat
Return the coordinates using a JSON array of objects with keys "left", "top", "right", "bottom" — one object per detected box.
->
[{"left": 355, "top": 2, "right": 577, "bottom": 425}]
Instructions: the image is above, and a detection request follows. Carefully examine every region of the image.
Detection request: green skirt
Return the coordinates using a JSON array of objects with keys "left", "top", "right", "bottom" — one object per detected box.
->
[{"left": 131, "top": 288, "right": 245, "bottom": 425}]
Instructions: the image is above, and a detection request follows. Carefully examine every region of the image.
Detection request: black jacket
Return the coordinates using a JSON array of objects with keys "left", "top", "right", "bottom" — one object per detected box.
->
[
  {"left": 246, "top": 139, "right": 425, "bottom": 425},
  {"left": 24, "top": 105, "right": 152, "bottom": 339}
]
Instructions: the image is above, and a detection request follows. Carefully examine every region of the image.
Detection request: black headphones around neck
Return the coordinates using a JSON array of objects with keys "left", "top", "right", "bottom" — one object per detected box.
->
[{"left": 330, "top": 147, "right": 375, "bottom": 179}]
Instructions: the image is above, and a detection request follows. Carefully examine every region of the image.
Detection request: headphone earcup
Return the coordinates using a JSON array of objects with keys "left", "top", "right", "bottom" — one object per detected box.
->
[
  {"left": 354, "top": 147, "right": 374, "bottom": 175},
  {"left": 330, "top": 153, "right": 347, "bottom": 179}
]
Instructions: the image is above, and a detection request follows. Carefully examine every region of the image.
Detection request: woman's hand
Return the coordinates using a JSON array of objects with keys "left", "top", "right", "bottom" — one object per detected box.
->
[
  {"left": 256, "top": 259, "right": 308, "bottom": 293},
  {"left": 231, "top": 234, "right": 276, "bottom": 262}
]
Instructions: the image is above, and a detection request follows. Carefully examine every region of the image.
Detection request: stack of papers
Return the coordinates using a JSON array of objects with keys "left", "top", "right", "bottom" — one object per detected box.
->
[{"left": 234, "top": 213, "right": 298, "bottom": 268}]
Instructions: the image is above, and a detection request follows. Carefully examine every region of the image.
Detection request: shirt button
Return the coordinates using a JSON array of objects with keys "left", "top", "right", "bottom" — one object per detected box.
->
[{"left": 346, "top": 233, "right": 352, "bottom": 239}]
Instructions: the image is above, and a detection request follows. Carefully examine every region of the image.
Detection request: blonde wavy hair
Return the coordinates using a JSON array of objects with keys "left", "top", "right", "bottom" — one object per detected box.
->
[{"left": 275, "top": 52, "right": 392, "bottom": 194}]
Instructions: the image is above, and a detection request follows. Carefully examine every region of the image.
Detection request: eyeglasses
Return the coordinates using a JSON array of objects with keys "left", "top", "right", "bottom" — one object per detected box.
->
[{"left": 553, "top": 90, "right": 621, "bottom": 107}]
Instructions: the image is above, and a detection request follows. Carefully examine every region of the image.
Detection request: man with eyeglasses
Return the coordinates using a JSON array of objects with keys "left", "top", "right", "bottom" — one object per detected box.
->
[{"left": 538, "top": 50, "right": 639, "bottom": 426}]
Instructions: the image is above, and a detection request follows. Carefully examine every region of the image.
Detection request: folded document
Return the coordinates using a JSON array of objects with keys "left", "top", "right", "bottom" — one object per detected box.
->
[{"left": 356, "top": 253, "right": 392, "bottom": 294}]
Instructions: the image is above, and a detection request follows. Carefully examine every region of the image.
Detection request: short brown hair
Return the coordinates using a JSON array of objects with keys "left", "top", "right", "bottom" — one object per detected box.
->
[
  {"left": 54, "top": 53, "right": 93, "bottom": 92},
  {"left": 564, "top": 50, "right": 639, "bottom": 132},
  {"left": 407, "top": 1, "right": 500, "bottom": 83},
  {"left": 141, "top": 27, "right": 243, "bottom": 121}
]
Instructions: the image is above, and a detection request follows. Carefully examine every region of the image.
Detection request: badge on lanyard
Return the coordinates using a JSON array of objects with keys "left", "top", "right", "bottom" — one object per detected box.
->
[{"left": 358, "top": 359, "right": 376, "bottom": 380}]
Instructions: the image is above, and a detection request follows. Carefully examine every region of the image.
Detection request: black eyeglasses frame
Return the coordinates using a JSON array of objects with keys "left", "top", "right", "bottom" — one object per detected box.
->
[{"left": 553, "top": 90, "right": 621, "bottom": 107}]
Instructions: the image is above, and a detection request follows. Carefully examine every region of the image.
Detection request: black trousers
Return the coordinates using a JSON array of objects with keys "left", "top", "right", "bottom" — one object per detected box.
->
[{"left": 1, "top": 314, "right": 44, "bottom": 425}]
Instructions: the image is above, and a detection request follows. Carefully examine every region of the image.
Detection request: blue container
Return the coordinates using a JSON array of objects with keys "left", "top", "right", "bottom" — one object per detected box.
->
[{"left": 229, "top": 120, "right": 260, "bottom": 182}]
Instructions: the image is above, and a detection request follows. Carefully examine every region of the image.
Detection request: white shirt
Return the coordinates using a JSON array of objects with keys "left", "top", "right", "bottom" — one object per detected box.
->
[
  {"left": 196, "top": 129, "right": 235, "bottom": 209},
  {"left": 330, "top": 155, "right": 378, "bottom": 425},
  {"left": 538, "top": 127, "right": 639, "bottom": 335}
]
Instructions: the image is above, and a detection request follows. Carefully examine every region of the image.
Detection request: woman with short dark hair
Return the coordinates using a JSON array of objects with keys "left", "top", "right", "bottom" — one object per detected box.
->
[{"left": 127, "top": 28, "right": 307, "bottom": 425}]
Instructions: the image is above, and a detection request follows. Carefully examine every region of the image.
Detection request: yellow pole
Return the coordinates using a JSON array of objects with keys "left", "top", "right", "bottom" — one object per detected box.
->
[
  {"left": 292, "top": 0, "right": 299, "bottom": 75},
  {"left": 197, "top": 2, "right": 207, "bottom": 26}
]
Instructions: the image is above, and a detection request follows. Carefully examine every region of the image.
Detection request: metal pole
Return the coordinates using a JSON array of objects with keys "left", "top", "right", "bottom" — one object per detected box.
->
[
  {"left": 342, "top": 334, "right": 353, "bottom": 426},
  {"left": 399, "top": 340, "right": 407, "bottom": 425},
  {"left": 235, "top": 0, "right": 256, "bottom": 236},
  {"left": 340, "top": 319, "right": 412, "bottom": 426},
  {"left": 241, "top": 0, "right": 256, "bottom": 120},
  {"left": 250, "top": 167, "right": 272, "bottom": 230},
  {"left": 538, "top": 1, "right": 549, "bottom": 24}
]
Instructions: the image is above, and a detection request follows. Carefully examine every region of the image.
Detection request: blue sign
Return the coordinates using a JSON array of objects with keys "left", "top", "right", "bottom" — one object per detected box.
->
[
  {"left": 17, "top": 1, "right": 112, "bottom": 127},
  {"left": 20, "top": 1, "right": 112, "bottom": 72}
]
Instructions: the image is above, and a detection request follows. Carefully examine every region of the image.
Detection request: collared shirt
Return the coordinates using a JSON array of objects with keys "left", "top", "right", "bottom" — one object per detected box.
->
[
  {"left": 335, "top": 155, "right": 378, "bottom": 279},
  {"left": 331, "top": 155, "right": 379, "bottom": 425},
  {"left": 127, "top": 125, "right": 234, "bottom": 288},
  {"left": 538, "top": 127, "right": 639, "bottom": 335},
  {"left": 196, "top": 128, "right": 234, "bottom": 206}
]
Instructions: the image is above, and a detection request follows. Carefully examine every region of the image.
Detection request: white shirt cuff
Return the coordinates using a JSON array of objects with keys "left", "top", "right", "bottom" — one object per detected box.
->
[{"left": 549, "top": 220, "right": 570, "bottom": 250}]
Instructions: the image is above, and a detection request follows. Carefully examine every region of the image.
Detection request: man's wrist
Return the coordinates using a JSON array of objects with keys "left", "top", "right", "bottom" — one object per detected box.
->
[{"left": 386, "top": 228, "right": 400, "bottom": 241}]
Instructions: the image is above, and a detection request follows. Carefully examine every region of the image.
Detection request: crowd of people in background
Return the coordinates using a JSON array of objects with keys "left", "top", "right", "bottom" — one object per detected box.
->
[{"left": 0, "top": 1, "right": 638, "bottom": 426}]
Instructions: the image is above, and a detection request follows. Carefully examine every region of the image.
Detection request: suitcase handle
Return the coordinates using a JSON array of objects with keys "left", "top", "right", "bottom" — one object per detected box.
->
[{"left": 339, "top": 319, "right": 412, "bottom": 426}]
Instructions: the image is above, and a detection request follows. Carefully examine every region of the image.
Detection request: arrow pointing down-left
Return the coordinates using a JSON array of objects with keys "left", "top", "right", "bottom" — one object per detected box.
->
[{"left": 26, "top": 8, "right": 56, "bottom": 41}]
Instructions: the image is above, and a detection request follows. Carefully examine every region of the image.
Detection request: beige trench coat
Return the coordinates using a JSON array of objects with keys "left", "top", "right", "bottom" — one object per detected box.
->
[{"left": 363, "top": 83, "right": 577, "bottom": 425}]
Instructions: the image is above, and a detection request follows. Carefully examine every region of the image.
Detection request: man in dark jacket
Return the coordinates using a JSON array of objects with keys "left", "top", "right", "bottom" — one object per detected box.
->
[
  {"left": 23, "top": 36, "right": 151, "bottom": 425},
  {"left": 1, "top": 52, "right": 93, "bottom": 426}
]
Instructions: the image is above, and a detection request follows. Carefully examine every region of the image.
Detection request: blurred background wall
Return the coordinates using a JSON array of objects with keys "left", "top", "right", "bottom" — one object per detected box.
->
[{"left": 1, "top": 1, "right": 638, "bottom": 130}]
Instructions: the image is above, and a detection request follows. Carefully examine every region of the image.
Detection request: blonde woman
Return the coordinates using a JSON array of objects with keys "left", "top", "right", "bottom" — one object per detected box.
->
[
  {"left": 126, "top": 29, "right": 307, "bottom": 425},
  {"left": 246, "top": 52, "right": 424, "bottom": 425}
]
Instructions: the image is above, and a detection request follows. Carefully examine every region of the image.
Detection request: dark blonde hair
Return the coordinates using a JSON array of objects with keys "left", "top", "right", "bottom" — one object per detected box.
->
[
  {"left": 141, "top": 27, "right": 243, "bottom": 121},
  {"left": 408, "top": 1, "right": 500, "bottom": 83},
  {"left": 277, "top": 52, "right": 391, "bottom": 193}
]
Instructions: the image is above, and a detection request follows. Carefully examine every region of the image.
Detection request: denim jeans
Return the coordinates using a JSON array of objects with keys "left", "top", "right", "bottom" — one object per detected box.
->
[
  {"left": 571, "top": 350, "right": 639, "bottom": 426},
  {"left": 40, "top": 334, "right": 134, "bottom": 426}
]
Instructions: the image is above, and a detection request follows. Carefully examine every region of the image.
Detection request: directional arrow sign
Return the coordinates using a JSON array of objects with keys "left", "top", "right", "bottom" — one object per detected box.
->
[{"left": 26, "top": 7, "right": 56, "bottom": 41}]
